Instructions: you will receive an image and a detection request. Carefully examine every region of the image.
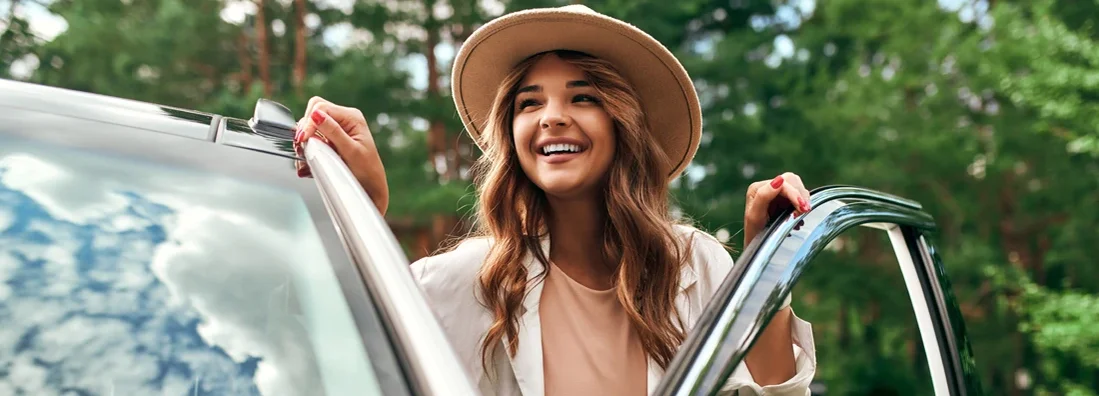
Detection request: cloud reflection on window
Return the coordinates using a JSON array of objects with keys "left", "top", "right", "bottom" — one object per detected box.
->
[{"left": 0, "top": 141, "right": 375, "bottom": 395}]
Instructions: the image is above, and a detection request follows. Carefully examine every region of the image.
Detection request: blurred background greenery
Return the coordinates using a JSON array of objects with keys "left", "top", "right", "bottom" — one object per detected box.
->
[{"left": 2, "top": 0, "right": 1097, "bottom": 394}]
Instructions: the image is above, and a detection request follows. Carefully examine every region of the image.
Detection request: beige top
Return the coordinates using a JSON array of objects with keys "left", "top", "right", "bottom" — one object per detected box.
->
[
  {"left": 540, "top": 263, "right": 648, "bottom": 396},
  {"left": 410, "top": 226, "right": 819, "bottom": 396}
]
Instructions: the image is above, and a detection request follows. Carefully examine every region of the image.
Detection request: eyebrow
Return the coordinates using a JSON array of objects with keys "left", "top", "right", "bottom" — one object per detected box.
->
[{"left": 516, "top": 80, "right": 591, "bottom": 94}]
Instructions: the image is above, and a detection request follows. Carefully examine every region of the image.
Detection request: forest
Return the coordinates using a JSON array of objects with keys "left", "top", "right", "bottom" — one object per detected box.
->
[{"left": 2, "top": 0, "right": 1098, "bottom": 394}]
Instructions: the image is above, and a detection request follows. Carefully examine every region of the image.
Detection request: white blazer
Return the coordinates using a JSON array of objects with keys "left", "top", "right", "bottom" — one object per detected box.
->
[{"left": 410, "top": 225, "right": 817, "bottom": 396}]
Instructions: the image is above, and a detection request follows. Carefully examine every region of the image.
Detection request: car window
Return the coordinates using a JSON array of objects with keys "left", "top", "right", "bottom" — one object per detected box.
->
[
  {"left": 795, "top": 226, "right": 937, "bottom": 395},
  {"left": 0, "top": 134, "right": 380, "bottom": 395}
]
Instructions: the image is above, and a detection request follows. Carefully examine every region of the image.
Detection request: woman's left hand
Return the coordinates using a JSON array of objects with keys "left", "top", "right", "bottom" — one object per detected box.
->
[{"left": 743, "top": 172, "right": 812, "bottom": 245}]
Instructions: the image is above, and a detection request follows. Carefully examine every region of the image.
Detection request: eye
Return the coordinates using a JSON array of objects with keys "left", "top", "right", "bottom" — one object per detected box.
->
[
  {"left": 517, "top": 98, "right": 540, "bottom": 110},
  {"left": 573, "top": 94, "right": 600, "bottom": 104}
]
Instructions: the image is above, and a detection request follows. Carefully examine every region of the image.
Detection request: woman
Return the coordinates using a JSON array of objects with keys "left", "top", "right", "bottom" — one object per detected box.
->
[{"left": 294, "top": 5, "right": 816, "bottom": 396}]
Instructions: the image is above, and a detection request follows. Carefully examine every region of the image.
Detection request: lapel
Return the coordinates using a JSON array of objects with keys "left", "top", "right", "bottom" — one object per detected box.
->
[
  {"left": 502, "top": 236, "right": 701, "bottom": 396},
  {"left": 646, "top": 262, "right": 698, "bottom": 395},
  {"left": 503, "top": 237, "right": 551, "bottom": 396}
]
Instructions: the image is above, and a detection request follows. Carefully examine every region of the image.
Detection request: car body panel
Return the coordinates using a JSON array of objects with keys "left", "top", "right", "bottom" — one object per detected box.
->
[{"left": 0, "top": 79, "right": 215, "bottom": 141}]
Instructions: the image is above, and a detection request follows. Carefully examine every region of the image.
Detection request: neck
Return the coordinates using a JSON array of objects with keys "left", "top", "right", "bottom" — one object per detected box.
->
[{"left": 545, "top": 192, "right": 615, "bottom": 286}]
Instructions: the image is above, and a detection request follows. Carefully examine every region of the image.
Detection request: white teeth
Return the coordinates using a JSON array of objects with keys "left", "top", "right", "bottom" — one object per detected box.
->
[{"left": 542, "top": 143, "right": 581, "bottom": 155}]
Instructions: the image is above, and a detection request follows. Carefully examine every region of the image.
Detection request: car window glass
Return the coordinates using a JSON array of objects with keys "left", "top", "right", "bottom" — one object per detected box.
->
[
  {"left": 0, "top": 135, "right": 379, "bottom": 395},
  {"left": 793, "top": 226, "right": 937, "bottom": 395}
]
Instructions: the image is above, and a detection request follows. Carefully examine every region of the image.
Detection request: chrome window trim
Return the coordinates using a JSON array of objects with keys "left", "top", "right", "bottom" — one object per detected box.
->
[
  {"left": 303, "top": 140, "right": 478, "bottom": 396},
  {"left": 656, "top": 186, "right": 981, "bottom": 396},
  {"left": 886, "top": 226, "right": 949, "bottom": 395}
]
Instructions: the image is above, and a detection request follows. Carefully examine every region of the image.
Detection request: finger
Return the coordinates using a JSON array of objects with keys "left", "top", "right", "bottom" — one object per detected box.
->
[
  {"left": 745, "top": 175, "right": 786, "bottom": 227},
  {"left": 294, "top": 116, "right": 308, "bottom": 143},
  {"left": 746, "top": 181, "right": 764, "bottom": 202},
  {"left": 298, "top": 97, "right": 332, "bottom": 142},
  {"left": 314, "top": 102, "right": 371, "bottom": 138},
  {"left": 778, "top": 182, "right": 808, "bottom": 215},
  {"left": 782, "top": 172, "right": 812, "bottom": 212},
  {"left": 298, "top": 169, "right": 312, "bottom": 178},
  {"left": 298, "top": 110, "right": 333, "bottom": 146},
  {"left": 310, "top": 109, "right": 360, "bottom": 156},
  {"left": 296, "top": 160, "right": 312, "bottom": 178},
  {"left": 793, "top": 219, "right": 805, "bottom": 231},
  {"left": 306, "top": 96, "right": 331, "bottom": 121}
]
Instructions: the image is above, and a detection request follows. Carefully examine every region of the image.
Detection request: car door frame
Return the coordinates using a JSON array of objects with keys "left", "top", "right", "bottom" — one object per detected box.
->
[
  {"left": 654, "top": 186, "right": 984, "bottom": 396},
  {"left": 301, "top": 138, "right": 480, "bottom": 396}
]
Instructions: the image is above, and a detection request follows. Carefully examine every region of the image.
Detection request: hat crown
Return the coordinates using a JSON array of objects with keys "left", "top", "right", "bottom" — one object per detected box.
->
[{"left": 557, "top": 4, "right": 597, "bottom": 14}]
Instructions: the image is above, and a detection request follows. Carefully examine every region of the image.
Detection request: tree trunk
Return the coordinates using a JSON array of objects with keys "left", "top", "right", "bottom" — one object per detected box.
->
[
  {"left": 255, "top": 0, "right": 272, "bottom": 96},
  {"left": 425, "top": 21, "right": 447, "bottom": 179},
  {"left": 293, "top": 0, "right": 307, "bottom": 96},
  {"left": 237, "top": 32, "right": 253, "bottom": 90}
]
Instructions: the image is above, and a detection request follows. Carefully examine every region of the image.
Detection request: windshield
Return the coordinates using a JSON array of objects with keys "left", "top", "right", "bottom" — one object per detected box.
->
[{"left": 0, "top": 135, "right": 379, "bottom": 395}]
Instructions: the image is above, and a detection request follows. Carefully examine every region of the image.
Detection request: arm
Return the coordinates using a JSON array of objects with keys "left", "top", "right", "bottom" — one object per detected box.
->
[
  {"left": 737, "top": 172, "right": 816, "bottom": 392},
  {"left": 744, "top": 307, "right": 797, "bottom": 386},
  {"left": 692, "top": 226, "right": 816, "bottom": 396}
]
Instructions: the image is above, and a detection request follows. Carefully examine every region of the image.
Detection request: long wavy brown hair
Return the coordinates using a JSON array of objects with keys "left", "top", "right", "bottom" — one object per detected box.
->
[{"left": 461, "top": 50, "right": 691, "bottom": 375}]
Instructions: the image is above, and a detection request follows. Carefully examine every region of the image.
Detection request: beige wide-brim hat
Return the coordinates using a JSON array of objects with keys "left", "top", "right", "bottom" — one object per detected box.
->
[{"left": 451, "top": 5, "right": 702, "bottom": 181}]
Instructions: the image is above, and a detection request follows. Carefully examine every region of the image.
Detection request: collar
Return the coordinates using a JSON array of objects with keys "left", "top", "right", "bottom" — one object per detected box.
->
[{"left": 518, "top": 235, "right": 699, "bottom": 314}]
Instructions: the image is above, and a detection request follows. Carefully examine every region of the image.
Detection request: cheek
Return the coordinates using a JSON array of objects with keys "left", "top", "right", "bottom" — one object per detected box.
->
[
  {"left": 588, "top": 113, "right": 617, "bottom": 160},
  {"left": 511, "top": 116, "right": 537, "bottom": 162}
]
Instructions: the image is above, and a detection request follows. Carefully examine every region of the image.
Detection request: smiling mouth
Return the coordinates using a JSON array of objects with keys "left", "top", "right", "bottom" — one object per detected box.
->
[{"left": 539, "top": 143, "right": 585, "bottom": 156}]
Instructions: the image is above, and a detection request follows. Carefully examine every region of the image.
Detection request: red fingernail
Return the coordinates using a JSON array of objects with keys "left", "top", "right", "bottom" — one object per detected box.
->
[
  {"left": 310, "top": 110, "right": 326, "bottom": 124},
  {"left": 798, "top": 197, "right": 809, "bottom": 211},
  {"left": 770, "top": 176, "right": 784, "bottom": 189}
]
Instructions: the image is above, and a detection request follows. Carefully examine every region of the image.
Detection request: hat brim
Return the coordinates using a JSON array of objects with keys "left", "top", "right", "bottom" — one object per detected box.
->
[{"left": 451, "top": 7, "right": 701, "bottom": 181}]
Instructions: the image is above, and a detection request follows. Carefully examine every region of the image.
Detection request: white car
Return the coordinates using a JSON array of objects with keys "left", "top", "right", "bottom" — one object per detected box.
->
[{"left": 0, "top": 78, "right": 984, "bottom": 395}]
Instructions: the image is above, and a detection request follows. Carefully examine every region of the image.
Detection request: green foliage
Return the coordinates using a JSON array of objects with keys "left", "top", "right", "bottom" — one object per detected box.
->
[{"left": 990, "top": 0, "right": 1099, "bottom": 157}]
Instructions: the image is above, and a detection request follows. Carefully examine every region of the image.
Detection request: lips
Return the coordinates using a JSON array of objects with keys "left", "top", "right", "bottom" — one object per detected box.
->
[{"left": 541, "top": 151, "right": 582, "bottom": 164}]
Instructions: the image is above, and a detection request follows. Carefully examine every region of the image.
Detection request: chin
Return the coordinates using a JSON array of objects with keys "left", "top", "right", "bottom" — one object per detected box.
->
[{"left": 535, "top": 178, "right": 600, "bottom": 200}]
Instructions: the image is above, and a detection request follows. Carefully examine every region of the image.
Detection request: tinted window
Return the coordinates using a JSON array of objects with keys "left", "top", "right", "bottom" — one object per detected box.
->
[
  {"left": 0, "top": 135, "right": 380, "bottom": 395},
  {"left": 795, "top": 226, "right": 937, "bottom": 395}
]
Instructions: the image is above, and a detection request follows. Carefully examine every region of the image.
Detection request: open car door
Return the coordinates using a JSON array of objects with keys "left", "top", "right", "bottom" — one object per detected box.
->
[{"left": 654, "top": 186, "right": 984, "bottom": 396}]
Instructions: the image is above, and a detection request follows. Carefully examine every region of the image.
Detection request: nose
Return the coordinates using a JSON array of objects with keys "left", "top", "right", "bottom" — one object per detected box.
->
[{"left": 539, "top": 102, "right": 573, "bottom": 130}]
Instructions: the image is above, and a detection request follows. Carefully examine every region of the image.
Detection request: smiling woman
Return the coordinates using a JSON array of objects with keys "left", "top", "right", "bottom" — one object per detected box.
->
[
  {"left": 292, "top": 5, "right": 819, "bottom": 396},
  {"left": 0, "top": 135, "right": 379, "bottom": 395}
]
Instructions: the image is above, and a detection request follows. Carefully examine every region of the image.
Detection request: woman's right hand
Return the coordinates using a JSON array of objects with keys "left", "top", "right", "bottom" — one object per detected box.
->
[{"left": 294, "top": 96, "right": 389, "bottom": 215}]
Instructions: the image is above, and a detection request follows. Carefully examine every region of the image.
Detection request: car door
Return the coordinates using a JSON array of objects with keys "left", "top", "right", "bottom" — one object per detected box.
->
[
  {"left": 653, "top": 186, "right": 985, "bottom": 396},
  {"left": 289, "top": 107, "right": 479, "bottom": 396}
]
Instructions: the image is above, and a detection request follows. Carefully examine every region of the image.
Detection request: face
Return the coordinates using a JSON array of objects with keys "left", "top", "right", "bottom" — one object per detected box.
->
[{"left": 511, "top": 54, "right": 616, "bottom": 200}]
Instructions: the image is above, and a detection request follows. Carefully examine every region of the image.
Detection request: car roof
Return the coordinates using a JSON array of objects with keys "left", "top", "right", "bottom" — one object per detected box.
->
[
  {"left": 0, "top": 78, "right": 220, "bottom": 141},
  {"left": 0, "top": 78, "right": 298, "bottom": 158}
]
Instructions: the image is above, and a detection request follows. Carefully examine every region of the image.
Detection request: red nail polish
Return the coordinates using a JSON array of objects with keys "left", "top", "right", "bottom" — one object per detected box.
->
[
  {"left": 770, "top": 176, "right": 784, "bottom": 189},
  {"left": 310, "top": 110, "right": 325, "bottom": 124},
  {"left": 798, "top": 197, "right": 809, "bottom": 211}
]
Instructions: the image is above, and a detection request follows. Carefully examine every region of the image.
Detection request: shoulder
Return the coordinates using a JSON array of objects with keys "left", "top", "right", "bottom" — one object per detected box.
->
[
  {"left": 672, "top": 224, "right": 736, "bottom": 287},
  {"left": 673, "top": 224, "right": 732, "bottom": 261},
  {"left": 410, "top": 237, "right": 492, "bottom": 285}
]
